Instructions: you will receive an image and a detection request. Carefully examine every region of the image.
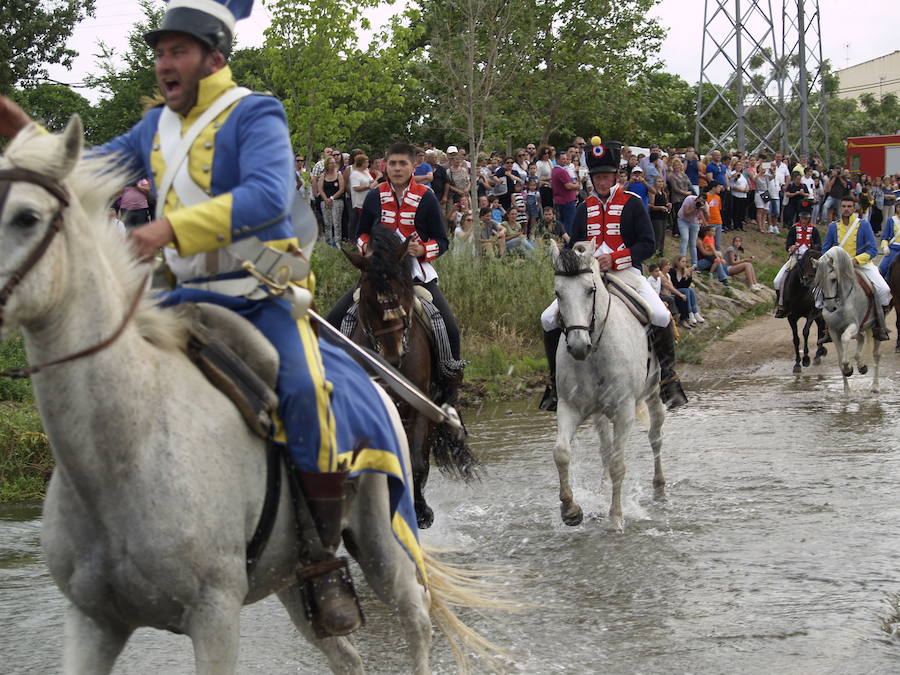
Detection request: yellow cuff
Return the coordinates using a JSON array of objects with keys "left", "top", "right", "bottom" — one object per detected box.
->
[
  {"left": 855, "top": 253, "right": 871, "bottom": 265},
  {"left": 167, "top": 193, "right": 234, "bottom": 256}
]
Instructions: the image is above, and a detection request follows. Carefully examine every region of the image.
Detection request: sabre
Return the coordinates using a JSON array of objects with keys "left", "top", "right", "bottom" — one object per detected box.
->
[{"left": 307, "top": 308, "right": 463, "bottom": 433}]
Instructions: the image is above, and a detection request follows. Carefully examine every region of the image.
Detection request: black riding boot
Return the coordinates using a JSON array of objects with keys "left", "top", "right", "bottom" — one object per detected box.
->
[
  {"left": 539, "top": 328, "right": 562, "bottom": 411},
  {"left": 774, "top": 287, "right": 786, "bottom": 318},
  {"left": 817, "top": 324, "right": 832, "bottom": 345},
  {"left": 295, "top": 470, "right": 363, "bottom": 637},
  {"left": 873, "top": 304, "right": 891, "bottom": 341},
  {"left": 650, "top": 324, "right": 688, "bottom": 409}
]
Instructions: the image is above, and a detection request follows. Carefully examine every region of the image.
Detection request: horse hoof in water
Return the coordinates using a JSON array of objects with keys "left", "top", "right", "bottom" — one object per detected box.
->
[
  {"left": 841, "top": 363, "right": 853, "bottom": 377},
  {"left": 653, "top": 486, "right": 667, "bottom": 502},
  {"left": 607, "top": 515, "right": 624, "bottom": 533},
  {"left": 793, "top": 363, "right": 802, "bottom": 374},
  {"left": 416, "top": 504, "right": 434, "bottom": 529},
  {"left": 858, "top": 364, "right": 868, "bottom": 375},
  {"left": 802, "top": 355, "right": 811, "bottom": 367},
  {"left": 895, "top": 343, "right": 900, "bottom": 354},
  {"left": 560, "top": 504, "right": 584, "bottom": 527}
]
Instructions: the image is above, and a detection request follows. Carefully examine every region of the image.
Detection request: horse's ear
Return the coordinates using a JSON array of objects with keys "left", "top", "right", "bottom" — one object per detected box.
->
[
  {"left": 56, "top": 115, "right": 83, "bottom": 180},
  {"left": 343, "top": 247, "right": 366, "bottom": 270},
  {"left": 549, "top": 239, "right": 560, "bottom": 264},
  {"left": 811, "top": 258, "right": 819, "bottom": 268}
]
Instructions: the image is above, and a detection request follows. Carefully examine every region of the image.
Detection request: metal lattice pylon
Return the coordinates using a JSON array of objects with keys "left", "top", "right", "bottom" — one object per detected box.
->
[
  {"left": 781, "top": 0, "right": 830, "bottom": 165},
  {"left": 695, "top": 0, "right": 781, "bottom": 155}
]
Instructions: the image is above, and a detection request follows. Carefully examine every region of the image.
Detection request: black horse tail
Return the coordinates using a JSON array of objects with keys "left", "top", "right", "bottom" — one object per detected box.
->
[{"left": 431, "top": 416, "right": 481, "bottom": 482}]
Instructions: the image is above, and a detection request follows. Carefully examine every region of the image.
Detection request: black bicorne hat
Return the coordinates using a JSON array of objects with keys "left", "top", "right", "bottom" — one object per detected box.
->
[
  {"left": 798, "top": 200, "right": 813, "bottom": 216},
  {"left": 145, "top": 0, "right": 255, "bottom": 58},
  {"left": 586, "top": 139, "right": 623, "bottom": 175}
]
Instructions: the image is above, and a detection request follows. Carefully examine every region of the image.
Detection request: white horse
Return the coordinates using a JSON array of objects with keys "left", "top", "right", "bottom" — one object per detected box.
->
[
  {"left": 0, "top": 118, "right": 499, "bottom": 674},
  {"left": 549, "top": 241, "right": 666, "bottom": 532},
  {"left": 814, "top": 246, "right": 882, "bottom": 393}
]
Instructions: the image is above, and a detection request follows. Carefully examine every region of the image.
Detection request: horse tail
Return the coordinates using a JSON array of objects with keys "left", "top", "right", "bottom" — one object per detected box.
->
[
  {"left": 430, "top": 419, "right": 481, "bottom": 482},
  {"left": 423, "top": 546, "right": 521, "bottom": 673}
]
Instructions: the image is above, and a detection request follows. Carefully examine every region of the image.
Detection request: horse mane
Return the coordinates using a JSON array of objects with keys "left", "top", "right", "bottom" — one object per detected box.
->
[
  {"left": 819, "top": 246, "right": 856, "bottom": 287},
  {"left": 3, "top": 123, "right": 188, "bottom": 351},
  {"left": 555, "top": 247, "right": 591, "bottom": 276},
  {"left": 366, "top": 225, "right": 413, "bottom": 297}
]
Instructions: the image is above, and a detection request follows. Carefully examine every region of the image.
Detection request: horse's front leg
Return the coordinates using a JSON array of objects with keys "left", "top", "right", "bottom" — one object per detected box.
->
[
  {"left": 63, "top": 606, "right": 132, "bottom": 674},
  {"left": 554, "top": 403, "right": 584, "bottom": 526},
  {"left": 814, "top": 317, "right": 827, "bottom": 364},
  {"left": 854, "top": 331, "right": 868, "bottom": 375},
  {"left": 645, "top": 396, "right": 667, "bottom": 501},
  {"left": 188, "top": 587, "right": 244, "bottom": 675},
  {"left": 800, "top": 316, "right": 813, "bottom": 367},
  {"left": 407, "top": 413, "right": 434, "bottom": 529},
  {"left": 604, "top": 405, "right": 635, "bottom": 533},
  {"left": 871, "top": 335, "right": 882, "bottom": 392},
  {"left": 789, "top": 316, "right": 802, "bottom": 373},
  {"left": 836, "top": 324, "right": 856, "bottom": 387}
]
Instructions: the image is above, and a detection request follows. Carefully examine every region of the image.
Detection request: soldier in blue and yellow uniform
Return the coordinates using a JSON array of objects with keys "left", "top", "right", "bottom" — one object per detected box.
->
[{"left": 0, "top": 0, "right": 383, "bottom": 637}]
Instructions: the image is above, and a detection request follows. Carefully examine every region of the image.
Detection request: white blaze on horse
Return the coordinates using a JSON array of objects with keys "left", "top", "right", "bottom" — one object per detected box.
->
[
  {"left": 814, "top": 246, "right": 883, "bottom": 393},
  {"left": 0, "top": 118, "right": 504, "bottom": 674},
  {"left": 549, "top": 241, "right": 666, "bottom": 532}
]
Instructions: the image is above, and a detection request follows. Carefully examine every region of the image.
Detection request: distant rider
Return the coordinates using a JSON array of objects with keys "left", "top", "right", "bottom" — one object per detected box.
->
[{"left": 773, "top": 200, "right": 821, "bottom": 318}]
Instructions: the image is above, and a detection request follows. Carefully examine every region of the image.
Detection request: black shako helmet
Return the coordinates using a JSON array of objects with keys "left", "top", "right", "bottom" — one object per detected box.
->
[
  {"left": 585, "top": 138, "right": 623, "bottom": 175},
  {"left": 144, "top": 0, "right": 254, "bottom": 58}
]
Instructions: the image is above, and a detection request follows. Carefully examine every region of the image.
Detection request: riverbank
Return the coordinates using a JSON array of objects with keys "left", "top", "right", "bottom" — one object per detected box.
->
[{"left": 0, "top": 230, "right": 782, "bottom": 501}]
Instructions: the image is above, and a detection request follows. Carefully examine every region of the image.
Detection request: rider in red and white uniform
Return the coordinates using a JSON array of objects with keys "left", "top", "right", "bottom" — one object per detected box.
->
[
  {"left": 773, "top": 201, "right": 821, "bottom": 318},
  {"left": 539, "top": 138, "right": 687, "bottom": 411}
]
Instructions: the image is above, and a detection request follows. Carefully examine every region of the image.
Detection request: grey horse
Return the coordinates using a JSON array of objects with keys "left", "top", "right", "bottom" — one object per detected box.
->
[
  {"left": 0, "top": 118, "right": 499, "bottom": 674},
  {"left": 549, "top": 241, "right": 666, "bottom": 532},
  {"left": 814, "top": 246, "right": 882, "bottom": 393}
]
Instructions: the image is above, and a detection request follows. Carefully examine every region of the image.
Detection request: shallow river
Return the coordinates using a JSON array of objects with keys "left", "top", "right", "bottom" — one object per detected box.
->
[{"left": 2, "top": 358, "right": 900, "bottom": 673}]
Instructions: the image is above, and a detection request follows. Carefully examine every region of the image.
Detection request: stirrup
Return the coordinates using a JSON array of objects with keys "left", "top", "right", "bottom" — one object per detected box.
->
[
  {"left": 298, "top": 557, "right": 364, "bottom": 638},
  {"left": 539, "top": 384, "right": 557, "bottom": 411},
  {"left": 659, "top": 375, "right": 688, "bottom": 409},
  {"left": 773, "top": 305, "right": 786, "bottom": 319},
  {"left": 817, "top": 330, "right": 832, "bottom": 345}
]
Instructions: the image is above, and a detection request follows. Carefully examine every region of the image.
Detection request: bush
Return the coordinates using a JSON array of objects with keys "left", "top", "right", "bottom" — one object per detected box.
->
[
  {"left": 0, "top": 402, "right": 50, "bottom": 502},
  {"left": 0, "top": 334, "right": 33, "bottom": 402}
]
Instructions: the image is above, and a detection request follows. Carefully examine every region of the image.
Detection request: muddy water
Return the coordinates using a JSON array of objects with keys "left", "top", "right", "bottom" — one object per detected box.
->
[{"left": 2, "top": 360, "right": 900, "bottom": 673}]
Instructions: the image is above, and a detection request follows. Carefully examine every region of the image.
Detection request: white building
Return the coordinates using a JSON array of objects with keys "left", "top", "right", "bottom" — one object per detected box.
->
[{"left": 835, "top": 51, "right": 900, "bottom": 101}]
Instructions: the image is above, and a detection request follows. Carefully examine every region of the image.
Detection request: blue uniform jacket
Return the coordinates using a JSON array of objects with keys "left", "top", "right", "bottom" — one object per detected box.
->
[{"left": 822, "top": 219, "right": 878, "bottom": 262}]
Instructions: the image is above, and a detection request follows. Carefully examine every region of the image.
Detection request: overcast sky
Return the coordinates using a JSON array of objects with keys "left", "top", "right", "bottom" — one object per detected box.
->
[{"left": 46, "top": 0, "right": 898, "bottom": 104}]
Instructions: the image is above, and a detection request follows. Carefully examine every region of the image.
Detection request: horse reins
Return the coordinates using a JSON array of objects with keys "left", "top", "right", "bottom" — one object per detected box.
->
[
  {"left": 0, "top": 167, "right": 146, "bottom": 379},
  {"left": 555, "top": 268, "right": 612, "bottom": 347}
]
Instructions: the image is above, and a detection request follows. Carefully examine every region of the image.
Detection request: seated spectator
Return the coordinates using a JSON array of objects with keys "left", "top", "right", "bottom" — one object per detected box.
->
[
  {"left": 670, "top": 255, "right": 704, "bottom": 324},
  {"left": 647, "top": 263, "right": 681, "bottom": 325},
  {"left": 478, "top": 206, "right": 506, "bottom": 257},
  {"left": 696, "top": 224, "right": 729, "bottom": 283},
  {"left": 504, "top": 208, "right": 535, "bottom": 255},
  {"left": 453, "top": 211, "right": 476, "bottom": 255},
  {"left": 724, "top": 235, "right": 764, "bottom": 290},
  {"left": 539, "top": 205, "right": 560, "bottom": 239}
]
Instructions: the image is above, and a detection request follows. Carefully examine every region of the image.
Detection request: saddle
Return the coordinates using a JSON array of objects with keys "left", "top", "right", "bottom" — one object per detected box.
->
[
  {"left": 604, "top": 273, "right": 652, "bottom": 325},
  {"left": 177, "top": 302, "right": 279, "bottom": 438}
]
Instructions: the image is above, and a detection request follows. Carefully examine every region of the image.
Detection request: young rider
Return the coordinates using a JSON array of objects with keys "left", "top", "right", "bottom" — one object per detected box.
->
[
  {"left": 326, "top": 142, "right": 460, "bottom": 365},
  {"left": 820, "top": 197, "right": 892, "bottom": 342},
  {"left": 773, "top": 200, "right": 821, "bottom": 318},
  {"left": 539, "top": 138, "right": 688, "bottom": 412}
]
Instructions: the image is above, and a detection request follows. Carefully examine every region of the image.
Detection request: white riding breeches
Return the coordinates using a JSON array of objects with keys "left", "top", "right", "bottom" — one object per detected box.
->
[
  {"left": 541, "top": 267, "right": 671, "bottom": 331},
  {"left": 857, "top": 262, "right": 892, "bottom": 307},
  {"left": 773, "top": 255, "right": 798, "bottom": 290}
]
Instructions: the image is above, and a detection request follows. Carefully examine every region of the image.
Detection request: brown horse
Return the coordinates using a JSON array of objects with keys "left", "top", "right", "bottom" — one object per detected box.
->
[
  {"left": 781, "top": 247, "right": 827, "bottom": 372},
  {"left": 344, "top": 226, "right": 476, "bottom": 528},
  {"left": 889, "top": 256, "right": 900, "bottom": 354}
]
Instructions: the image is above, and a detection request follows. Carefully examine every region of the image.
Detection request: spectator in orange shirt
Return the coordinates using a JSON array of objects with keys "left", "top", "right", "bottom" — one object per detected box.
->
[{"left": 705, "top": 180, "right": 724, "bottom": 249}]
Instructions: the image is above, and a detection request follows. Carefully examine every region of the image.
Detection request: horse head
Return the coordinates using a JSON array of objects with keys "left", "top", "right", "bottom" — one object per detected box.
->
[
  {"left": 798, "top": 247, "right": 822, "bottom": 287},
  {"left": 347, "top": 225, "right": 414, "bottom": 366},
  {"left": 815, "top": 247, "right": 855, "bottom": 314},
  {"left": 0, "top": 116, "right": 84, "bottom": 338},
  {"left": 550, "top": 240, "right": 599, "bottom": 360}
]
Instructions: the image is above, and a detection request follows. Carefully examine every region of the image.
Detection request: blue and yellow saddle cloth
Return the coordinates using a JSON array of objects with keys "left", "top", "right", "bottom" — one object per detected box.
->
[{"left": 319, "top": 340, "right": 426, "bottom": 586}]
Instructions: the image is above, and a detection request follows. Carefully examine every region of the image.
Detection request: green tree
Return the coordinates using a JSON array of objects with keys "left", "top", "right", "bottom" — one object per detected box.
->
[
  {"left": 85, "top": 0, "right": 162, "bottom": 144},
  {"left": 0, "top": 0, "right": 96, "bottom": 93},
  {"left": 11, "top": 83, "right": 95, "bottom": 140}
]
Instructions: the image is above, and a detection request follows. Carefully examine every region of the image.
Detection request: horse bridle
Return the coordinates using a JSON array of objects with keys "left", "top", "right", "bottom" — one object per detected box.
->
[
  {"left": 554, "top": 267, "right": 612, "bottom": 347},
  {"left": 360, "top": 292, "right": 412, "bottom": 361},
  {"left": 0, "top": 167, "right": 145, "bottom": 379}
]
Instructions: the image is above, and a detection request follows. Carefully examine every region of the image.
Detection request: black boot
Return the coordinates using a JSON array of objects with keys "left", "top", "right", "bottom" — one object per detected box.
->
[
  {"left": 873, "top": 305, "right": 891, "bottom": 341},
  {"left": 650, "top": 324, "right": 688, "bottom": 409},
  {"left": 295, "top": 470, "right": 363, "bottom": 637},
  {"left": 817, "top": 325, "right": 832, "bottom": 345},
  {"left": 539, "top": 328, "right": 562, "bottom": 411},
  {"left": 774, "top": 289, "right": 786, "bottom": 318}
]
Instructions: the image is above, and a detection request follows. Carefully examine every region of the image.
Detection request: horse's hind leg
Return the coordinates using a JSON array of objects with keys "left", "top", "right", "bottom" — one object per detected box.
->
[
  {"left": 554, "top": 404, "right": 585, "bottom": 526},
  {"left": 63, "top": 606, "right": 131, "bottom": 674},
  {"left": 801, "top": 317, "right": 813, "bottom": 367},
  {"left": 871, "top": 336, "right": 882, "bottom": 393},
  {"left": 646, "top": 397, "right": 667, "bottom": 501},
  {"left": 276, "top": 585, "right": 364, "bottom": 674},
  {"left": 409, "top": 414, "right": 434, "bottom": 529},
  {"left": 814, "top": 317, "right": 827, "bottom": 364},
  {"left": 346, "top": 472, "right": 431, "bottom": 673}
]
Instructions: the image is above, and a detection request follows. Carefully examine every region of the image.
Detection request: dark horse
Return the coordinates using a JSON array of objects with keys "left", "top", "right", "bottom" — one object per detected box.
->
[
  {"left": 782, "top": 247, "right": 827, "bottom": 373},
  {"left": 344, "top": 226, "right": 477, "bottom": 528},
  {"left": 889, "top": 256, "right": 900, "bottom": 354}
]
